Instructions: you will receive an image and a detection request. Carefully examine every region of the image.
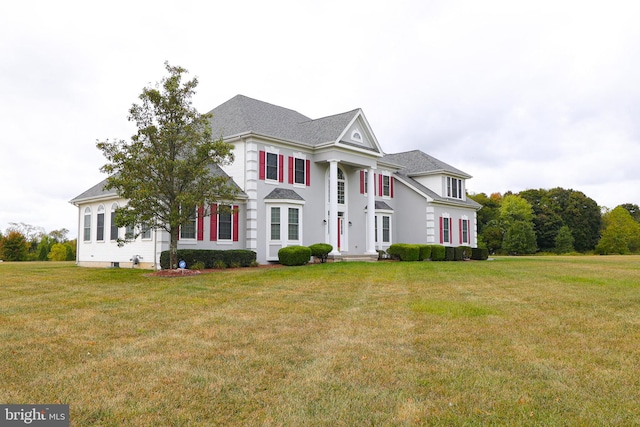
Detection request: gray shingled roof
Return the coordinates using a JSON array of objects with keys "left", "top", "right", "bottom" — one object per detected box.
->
[
  {"left": 207, "top": 95, "right": 360, "bottom": 146},
  {"left": 69, "top": 177, "right": 117, "bottom": 203},
  {"left": 395, "top": 172, "right": 482, "bottom": 209},
  {"left": 383, "top": 150, "right": 471, "bottom": 178},
  {"left": 264, "top": 188, "right": 304, "bottom": 201},
  {"left": 365, "top": 201, "right": 393, "bottom": 210},
  {"left": 70, "top": 164, "right": 245, "bottom": 204}
]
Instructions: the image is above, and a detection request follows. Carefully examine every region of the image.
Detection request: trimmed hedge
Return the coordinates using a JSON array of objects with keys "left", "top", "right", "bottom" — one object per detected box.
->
[
  {"left": 278, "top": 246, "right": 311, "bottom": 266},
  {"left": 472, "top": 247, "right": 489, "bottom": 260},
  {"left": 309, "top": 243, "right": 332, "bottom": 263},
  {"left": 444, "top": 246, "right": 456, "bottom": 261},
  {"left": 431, "top": 245, "right": 446, "bottom": 261},
  {"left": 455, "top": 246, "right": 472, "bottom": 261},
  {"left": 417, "top": 244, "right": 432, "bottom": 261},
  {"left": 160, "top": 249, "right": 256, "bottom": 270},
  {"left": 387, "top": 243, "right": 421, "bottom": 261}
]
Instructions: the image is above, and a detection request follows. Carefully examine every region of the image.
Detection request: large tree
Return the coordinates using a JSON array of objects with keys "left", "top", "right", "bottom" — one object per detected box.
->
[
  {"left": 595, "top": 206, "right": 640, "bottom": 254},
  {"left": 97, "top": 63, "right": 237, "bottom": 269}
]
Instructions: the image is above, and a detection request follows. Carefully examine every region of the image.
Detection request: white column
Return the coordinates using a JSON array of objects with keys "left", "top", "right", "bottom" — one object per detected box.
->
[
  {"left": 365, "top": 168, "right": 377, "bottom": 255},
  {"left": 329, "top": 160, "right": 340, "bottom": 255}
]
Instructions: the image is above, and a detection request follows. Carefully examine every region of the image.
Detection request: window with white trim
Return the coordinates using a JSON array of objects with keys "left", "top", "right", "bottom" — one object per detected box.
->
[
  {"left": 267, "top": 203, "right": 303, "bottom": 243},
  {"left": 83, "top": 207, "right": 91, "bottom": 242},
  {"left": 446, "top": 177, "right": 463, "bottom": 199},
  {"left": 141, "top": 223, "right": 152, "bottom": 240},
  {"left": 110, "top": 203, "right": 119, "bottom": 241},
  {"left": 461, "top": 218, "right": 469, "bottom": 244},
  {"left": 337, "top": 168, "right": 345, "bottom": 205},
  {"left": 96, "top": 205, "right": 105, "bottom": 241},
  {"left": 442, "top": 216, "right": 451, "bottom": 244},
  {"left": 382, "top": 175, "right": 391, "bottom": 197},
  {"left": 180, "top": 208, "right": 196, "bottom": 239},
  {"left": 288, "top": 208, "right": 299, "bottom": 240},
  {"left": 270, "top": 207, "right": 280, "bottom": 240},
  {"left": 218, "top": 206, "right": 232, "bottom": 241},
  {"left": 266, "top": 152, "right": 278, "bottom": 181}
]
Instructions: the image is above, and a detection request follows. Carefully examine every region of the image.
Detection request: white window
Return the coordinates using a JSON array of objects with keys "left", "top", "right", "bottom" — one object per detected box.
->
[
  {"left": 266, "top": 152, "right": 278, "bottom": 181},
  {"left": 288, "top": 208, "right": 299, "bottom": 240},
  {"left": 180, "top": 209, "right": 196, "bottom": 240},
  {"left": 337, "top": 168, "right": 345, "bottom": 205},
  {"left": 270, "top": 207, "right": 281, "bottom": 241},
  {"left": 382, "top": 216, "right": 390, "bottom": 242},
  {"left": 218, "top": 206, "right": 232, "bottom": 241},
  {"left": 83, "top": 207, "right": 91, "bottom": 242},
  {"left": 267, "top": 203, "right": 303, "bottom": 243},
  {"left": 442, "top": 216, "right": 451, "bottom": 244},
  {"left": 382, "top": 175, "right": 391, "bottom": 197},
  {"left": 110, "top": 203, "right": 119, "bottom": 241},
  {"left": 294, "top": 158, "right": 305, "bottom": 185},
  {"left": 446, "top": 177, "right": 463, "bottom": 199},
  {"left": 96, "top": 205, "right": 105, "bottom": 241},
  {"left": 141, "top": 223, "right": 152, "bottom": 240}
]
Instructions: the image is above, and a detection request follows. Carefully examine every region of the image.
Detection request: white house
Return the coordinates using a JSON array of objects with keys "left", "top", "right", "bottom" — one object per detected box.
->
[{"left": 70, "top": 95, "right": 481, "bottom": 268}]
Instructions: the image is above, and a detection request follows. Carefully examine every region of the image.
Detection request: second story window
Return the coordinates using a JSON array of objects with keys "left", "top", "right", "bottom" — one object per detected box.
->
[
  {"left": 259, "top": 149, "right": 283, "bottom": 182},
  {"left": 447, "top": 177, "right": 463, "bottom": 199},
  {"left": 266, "top": 152, "right": 278, "bottom": 181}
]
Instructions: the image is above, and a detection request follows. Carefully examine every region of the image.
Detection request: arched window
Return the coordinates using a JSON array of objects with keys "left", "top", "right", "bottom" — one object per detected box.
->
[
  {"left": 83, "top": 207, "right": 92, "bottom": 242},
  {"left": 96, "top": 205, "right": 105, "bottom": 241},
  {"left": 110, "top": 203, "right": 119, "bottom": 241}
]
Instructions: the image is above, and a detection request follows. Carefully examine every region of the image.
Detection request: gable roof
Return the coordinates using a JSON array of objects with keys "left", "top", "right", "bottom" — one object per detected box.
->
[
  {"left": 207, "top": 95, "right": 367, "bottom": 148},
  {"left": 70, "top": 164, "right": 245, "bottom": 205},
  {"left": 383, "top": 150, "right": 471, "bottom": 179}
]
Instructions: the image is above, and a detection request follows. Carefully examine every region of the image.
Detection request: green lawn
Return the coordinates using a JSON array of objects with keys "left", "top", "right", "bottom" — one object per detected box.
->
[{"left": 1, "top": 257, "right": 640, "bottom": 426}]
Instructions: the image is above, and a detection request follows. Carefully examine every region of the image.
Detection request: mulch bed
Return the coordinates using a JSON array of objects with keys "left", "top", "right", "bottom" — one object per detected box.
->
[{"left": 145, "top": 263, "right": 284, "bottom": 278}]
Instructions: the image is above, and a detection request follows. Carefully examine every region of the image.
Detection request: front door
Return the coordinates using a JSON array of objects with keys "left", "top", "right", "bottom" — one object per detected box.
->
[{"left": 337, "top": 213, "right": 345, "bottom": 251}]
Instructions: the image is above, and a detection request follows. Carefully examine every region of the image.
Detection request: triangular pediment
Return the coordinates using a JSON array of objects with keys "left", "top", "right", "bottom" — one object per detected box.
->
[{"left": 335, "top": 111, "right": 383, "bottom": 155}]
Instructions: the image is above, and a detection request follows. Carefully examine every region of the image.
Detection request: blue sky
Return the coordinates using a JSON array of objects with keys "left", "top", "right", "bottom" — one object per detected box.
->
[{"left": 2, "top": 0, "right": 639, "bottom": 238}]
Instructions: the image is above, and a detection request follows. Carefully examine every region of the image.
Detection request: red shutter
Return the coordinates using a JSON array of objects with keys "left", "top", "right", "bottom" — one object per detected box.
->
[
  {"left": 439, "top": 217, "right": 443, "bottom": 244},
  {"left": 233, "top": 205, "right": 239, "bottom": 242},
  {"left": 288, "top": 156, "right": 294, "bottom": 184},
  {"left": 379, "top": 174, "right": 383, "bottom": 196},
  {"left": 459, "top": 219, "right": 463, "bottom": 244},
  {"left": 390, "top": 176, "right": 394, "bottom": 198},
  {"left": 306, "top": 159, "right": 311, "bottom": 186},
  {"left": 278, "top": 154, "right": 284, "bottom": 182},
  {"left": 360, "top": 170, "right": 365, "bottom": 194},
  {"left": 259, "top": 151, "right": 266, "bottom": 180},
  {"left": 197, "top": 206, "right": 204, "bottom": 241},
  {"left": 210, "top": 204, "right": 217, "bottom": 241}
]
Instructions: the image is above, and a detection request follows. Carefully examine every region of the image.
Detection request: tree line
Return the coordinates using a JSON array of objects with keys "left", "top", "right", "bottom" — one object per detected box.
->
[
  {"left": 470, "top": 187, "right": 640, "bottom": 255},
  {"left": 0, "top": 222, "right": 76, "bottom": 262}
]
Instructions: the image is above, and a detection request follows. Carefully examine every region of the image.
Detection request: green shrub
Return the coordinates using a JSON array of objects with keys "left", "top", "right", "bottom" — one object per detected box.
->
[
  {"left": 445, "top": 247, "right": 456, "bottom": 261},
  {"left": 278, "top": 246, "right": 311, "bottom": 266},
  {"left": 160, "top": 249, "right": 257, "bottom": 269},
  {"left": 213, "top": 260, "right": 226, "bottom": 269},
  {"left": 454, "top": 246, "right": 472, "bottom": 261},
  {"left": 309, "top": 243, "right": 332, "bottom": 263},
  {"left": 431, "top": 245, "right": 446, "bottom": 261},
  {"left": 418, "top": 245, "right": 432, "bottom": 261},
  {"left": 191, "top": 261, "right": 206, "bottom": 270},
  {"left": 387, "top": 244, "right": 420, "bottom": 261},
  {"left": 471, "top": 247, "right": 489, "bottom": 260}
]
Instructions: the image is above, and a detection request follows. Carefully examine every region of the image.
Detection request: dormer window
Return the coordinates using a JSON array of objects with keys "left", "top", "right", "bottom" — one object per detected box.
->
[
  {"left": 351, "top": 129, "right": 363, "bottom": 143},
  {"left": 446, "top": 177, "right": 464, "bottom": 199}
]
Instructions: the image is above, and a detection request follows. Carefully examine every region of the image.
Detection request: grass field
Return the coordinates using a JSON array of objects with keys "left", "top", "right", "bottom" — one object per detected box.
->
[{"left": 1, "top": 257, "right": 640, "bottom": 426}]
